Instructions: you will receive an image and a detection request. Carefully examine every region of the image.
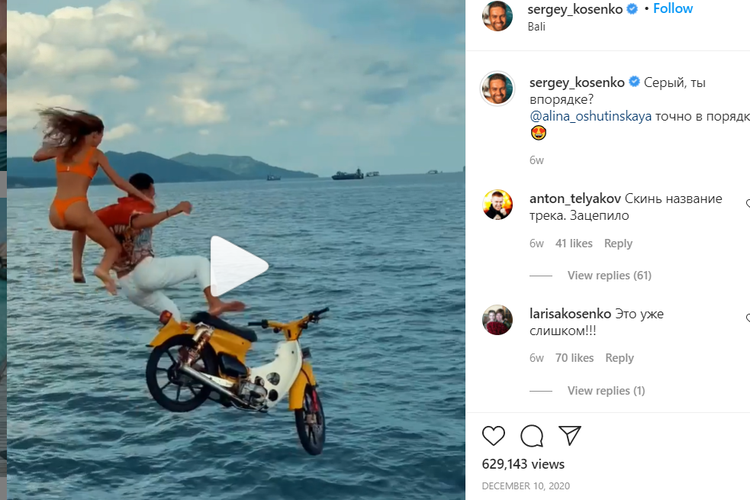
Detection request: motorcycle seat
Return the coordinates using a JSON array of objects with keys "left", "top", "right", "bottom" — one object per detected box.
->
[{"left": 190, "top": 311, "right": 258, "bottom": 342}]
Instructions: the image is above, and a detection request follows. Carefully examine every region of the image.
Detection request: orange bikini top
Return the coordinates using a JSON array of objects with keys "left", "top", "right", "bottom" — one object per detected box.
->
[{"left": 56, "top": 147, "right": 97, "bottom": 179}]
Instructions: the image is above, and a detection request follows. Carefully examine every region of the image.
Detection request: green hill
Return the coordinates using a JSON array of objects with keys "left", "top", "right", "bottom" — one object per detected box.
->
[
  {"left": 8, "top": 151, "right": 241, "bottom": 183},
  {"left": 171, "top": 153, "right": 317, "bottom": 179},
  {"left": 8, "top": 150, "right": 318, "bottom": 188}
]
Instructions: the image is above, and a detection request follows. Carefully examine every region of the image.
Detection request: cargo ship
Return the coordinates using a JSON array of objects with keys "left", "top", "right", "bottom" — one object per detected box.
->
[
  {"left": 332, "top": 168, "right": 364, "bottom": 180},
  {"left": 366, "top": 171, "right": 380, "bottom": 177},
  {"left": 267, "top": 175, "right": 281, "bottom": 181}
]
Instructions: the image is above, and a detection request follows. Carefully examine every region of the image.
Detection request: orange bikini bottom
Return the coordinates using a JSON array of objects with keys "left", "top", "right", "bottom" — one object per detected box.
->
[{"left": 52, "top": 196, "right": 88, "bottom": 224}]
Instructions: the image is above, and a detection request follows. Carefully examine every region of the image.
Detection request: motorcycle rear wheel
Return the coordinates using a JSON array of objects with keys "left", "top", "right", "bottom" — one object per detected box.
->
[
  {"left": 145, "top": 334, "right": 218, "bottom": 413},
  {"left": 294, "top": 385, "right": 326, "bottom": 455}
]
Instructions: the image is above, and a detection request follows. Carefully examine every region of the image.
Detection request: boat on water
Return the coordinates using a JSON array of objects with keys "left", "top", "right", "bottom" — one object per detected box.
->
[
  {"left": 427, "top": 169, "right": 441, "bottom": 174},
  {"left": 332, "top": 168, "right": 364, "bottom": 180},
  {"left": 366, "top": 171, "right": 380, "bottom": 177},
  {"left": 267, "top": 175, "right": 281, "bottom": 181}
]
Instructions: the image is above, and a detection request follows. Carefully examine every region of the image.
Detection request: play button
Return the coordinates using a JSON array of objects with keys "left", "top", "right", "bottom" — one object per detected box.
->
[{"left": 210, "top": 236, "right": 269, "bottom": 296}]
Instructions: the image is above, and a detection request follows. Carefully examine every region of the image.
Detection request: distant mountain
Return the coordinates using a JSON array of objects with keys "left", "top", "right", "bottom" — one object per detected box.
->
[
  {"left": 7, "top": 151, "right": 242, "bottom": 183},
  {"left": 172, "top": 153, "right": 317, "bottom": 179},
  {"left": 104, "top": 151, "right": 242, "bottom": 182}
]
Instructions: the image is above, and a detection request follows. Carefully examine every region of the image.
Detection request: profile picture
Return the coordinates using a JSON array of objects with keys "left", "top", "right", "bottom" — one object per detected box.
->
[
  {"left": 483, "top": 2, "right": 513, "bottom": 32},
  {"left": 483, "top": 190, "right": 513, "bottom": 220},
  {"left": 481, "top": 73, "right": 514, "bottom": 106},
  {"left": 482, "top": 305, "right": 513, "bottom": 335}
]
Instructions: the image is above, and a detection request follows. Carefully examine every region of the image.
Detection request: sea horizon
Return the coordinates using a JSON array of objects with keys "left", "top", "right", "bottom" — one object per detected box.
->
[{"left": 7, "top": 170, "right": 465, "bottom": 190}]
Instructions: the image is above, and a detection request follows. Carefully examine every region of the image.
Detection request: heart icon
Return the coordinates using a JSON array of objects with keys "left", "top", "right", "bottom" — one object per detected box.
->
[{"left": 482, "top": 426, "right": 505, "bottom": 446}]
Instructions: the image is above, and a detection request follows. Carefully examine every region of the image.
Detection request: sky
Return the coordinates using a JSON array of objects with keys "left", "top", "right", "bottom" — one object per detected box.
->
[{"left": 6, "top": 0, "right": 465, "bottom": 176}]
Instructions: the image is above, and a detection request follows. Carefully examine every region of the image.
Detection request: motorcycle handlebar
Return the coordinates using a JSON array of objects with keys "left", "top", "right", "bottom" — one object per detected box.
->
[
  {"left": 247, "top": 307, "right": 329, "bottom": 328},
  {"left": 311, "top": 307, "right": 330, "bottom": 317}
]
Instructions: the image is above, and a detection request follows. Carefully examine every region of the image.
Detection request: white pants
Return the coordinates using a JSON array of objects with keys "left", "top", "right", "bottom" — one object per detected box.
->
[{"left": 119, "top": 256, "right": 210, "bottom": 322}]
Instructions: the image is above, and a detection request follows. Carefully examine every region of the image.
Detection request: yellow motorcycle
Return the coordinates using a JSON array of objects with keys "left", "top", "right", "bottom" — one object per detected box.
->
[{"left": 145, "top": 307, "right": 329, "bottom": 455}]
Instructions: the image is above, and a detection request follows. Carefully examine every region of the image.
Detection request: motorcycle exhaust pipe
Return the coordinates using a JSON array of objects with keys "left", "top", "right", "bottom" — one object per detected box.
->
[{"left": 178, "top": 364, "right": 250, "bottom": 407}]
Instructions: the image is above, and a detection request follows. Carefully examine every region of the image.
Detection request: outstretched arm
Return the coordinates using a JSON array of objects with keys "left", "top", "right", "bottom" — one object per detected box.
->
[
  {"left": 33, "top": 146, "right": 64, "bottom": 162},
  {"left": 96, "top": 150, "right": 155, "bottom": 206},
  {"left": 131, "top": 202, "right": 192, "bottom": 230}
]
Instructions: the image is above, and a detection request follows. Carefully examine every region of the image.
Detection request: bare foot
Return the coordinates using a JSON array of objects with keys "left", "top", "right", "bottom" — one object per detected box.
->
[
  {"left": 208, "top": 300, "right": 246, "bottom": 317},
  {"left": 93, "top": 267, "right": 117, "bottom": 295},
  {"left": 73, "top": 273, "right": 86, "bottom": 284}
]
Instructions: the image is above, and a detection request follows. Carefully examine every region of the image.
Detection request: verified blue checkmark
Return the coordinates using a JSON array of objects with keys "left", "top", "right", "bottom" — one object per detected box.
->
[
  {"left": 627, "top": 3, "right": 638, "bottom": 14},
  {"left": 629, "top": 76, "right": 640, "bottom": 87}
]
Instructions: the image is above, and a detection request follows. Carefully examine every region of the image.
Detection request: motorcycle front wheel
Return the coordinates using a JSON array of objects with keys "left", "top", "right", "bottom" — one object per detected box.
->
[
  {"left": 145, "top": 334, "right": 218, "bottom": 413},
  {"left": 294, "top": 385, "right": 326, "bottom": 455}
]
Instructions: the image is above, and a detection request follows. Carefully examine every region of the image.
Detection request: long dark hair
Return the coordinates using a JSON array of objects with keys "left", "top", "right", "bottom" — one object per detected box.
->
[{"left": 37, "top": 107, "right": 104, "bottom": 161}]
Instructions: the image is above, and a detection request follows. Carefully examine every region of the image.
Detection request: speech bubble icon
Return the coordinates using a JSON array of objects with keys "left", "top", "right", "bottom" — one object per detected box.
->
[
  {"left": 521, "top": 425, "right": 544, "bottom": 448},
  {"left": 482, "top": 426, "right": 505, "bottom": 446}
]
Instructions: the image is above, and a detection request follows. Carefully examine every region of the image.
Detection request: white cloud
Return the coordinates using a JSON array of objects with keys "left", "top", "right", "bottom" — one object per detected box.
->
[
  {"left": 169, "top": 94, "right": 228, "bottom": 126},
  {"left": 106, "top": 123, "right": 138, "bottom": 140},
  {"left": 110, "top": 75, "right": 140, "bottom": 91},
  {"left": 7, "top": 0, "right": 464, "bottom": 163},
  {"left": 30, "top": 44, "right": 123, "bottom": 75},
  {"left": 49, "top": 6, "right": 95, "bottom": 21},
  {"left": 7, "top": 0, "right": 171, "bottom": 77},
  {"left": 131, "top": 31, "right": 173, "bottom": 53},
  {"left": 7, "top": 90, "right": 88, "bottom": 132},
  {"left": 137, "top": 73, "right": 231, "bottom": 126},
  {"left": 95, "top": 0, "right": 149, "bottom": 19}
]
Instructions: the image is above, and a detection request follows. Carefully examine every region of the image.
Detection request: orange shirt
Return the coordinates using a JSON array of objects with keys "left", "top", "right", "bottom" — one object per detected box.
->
[{"left": 96, "top": 197, "right": 155, "bottom": 276}]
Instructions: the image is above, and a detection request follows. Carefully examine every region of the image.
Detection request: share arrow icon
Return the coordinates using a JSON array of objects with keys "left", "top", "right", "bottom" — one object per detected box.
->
[
  {"left": 210, "top": 236, "right": 269, "bottom": 296},
  {"left": 559, "top": 426, "right": 581, "bottom": 446}
]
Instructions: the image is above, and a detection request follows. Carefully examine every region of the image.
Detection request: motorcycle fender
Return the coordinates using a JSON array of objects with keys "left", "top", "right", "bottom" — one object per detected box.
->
[
  {"left": 147, "top": 319, "right": 191, "bottom": 348},
  {"left": 288, "top": 362, "right": 317, "bottom": 411}
]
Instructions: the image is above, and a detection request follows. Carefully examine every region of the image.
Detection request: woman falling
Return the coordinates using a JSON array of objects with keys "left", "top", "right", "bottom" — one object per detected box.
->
[{"left": 33, "top": 108, "right": 154, "bottom": 294}]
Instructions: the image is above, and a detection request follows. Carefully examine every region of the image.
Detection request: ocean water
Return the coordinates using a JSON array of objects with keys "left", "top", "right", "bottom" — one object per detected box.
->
[
  {"left": 1, "top": 281, "right": 5, "bottom": 478},
  {"left": 7, "top": 173, "right": 466, "bottom": 500},
  {"left": 1, "top": 282, "right": 6, "bottom": 358}
]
